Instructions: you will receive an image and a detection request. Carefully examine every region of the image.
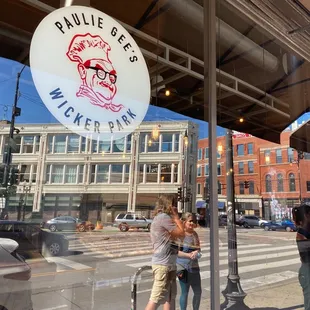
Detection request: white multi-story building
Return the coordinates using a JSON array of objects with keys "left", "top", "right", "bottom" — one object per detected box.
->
[{"left": 0, "top": 121, "right": 198, "bottom": 223}]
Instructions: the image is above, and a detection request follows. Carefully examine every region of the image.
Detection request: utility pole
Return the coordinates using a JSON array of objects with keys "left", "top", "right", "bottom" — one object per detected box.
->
[{"left": 222, "top": 129, "right": 249, "bottom": 310}]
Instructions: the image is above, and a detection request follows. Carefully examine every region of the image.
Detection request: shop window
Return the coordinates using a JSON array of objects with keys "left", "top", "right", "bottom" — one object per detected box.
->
[
  {"left": 307, "top": 181, "right": 310, "bottom": 192},
  {"left": 265, "top": 174, "right": 272, "bottom": 192},
  {"left": 205, "top": 164, "right": 209, "bottom": 176},
  {"left": 217, "top": 164, "right": 222, "bottom": 176},
  {"left": 249, "top": 181, "right": 255, "bottom": 194},
  {"left": 239, "top": 181, "right": 245, "bottom": 194},
  {"left": 237, "top": 144, "right": 244, "bottom": 156},
  {"left": 162, "top": 133, "right": 173, "bottom": 152},
  {"left": 173, "top": 164, "right": 178, "bottom": 183},
  {"left": 112, "top": 138, "right": 125, "bottom": 153},
  {"left": 160, "top": 164, "right": 172, "bottom": 183},
  {"left": 22, "top": 136, "right": 35, "bottom": 153},
  {"left": 205, "top": 147, "right": 209, "bottom": 159},
  {"left": 51, "top": 165, "right": 64, "bottom": 183},
  {"left": 248, "top": 161, "right": 254, "bottom": 174},
  {"left": 288, "top": 148, "right": 294, "bottom": 162},
  {"left": 289, "top": 173, "right": 296, "bottom": 192},
  {"left": 277, "top": 174, "right": 284, "bottom": 192},
  {"left": 197, "top": 165, "right": 202, "bottom": 177},
  {"left": 124, "top": 165, "right": 130, "bottom": 183},
  {"left": 65, "top": 165, "right": 77, "bottom": 183},
  {"left": 146, "top": 164, "right": 158, "bottom": 183},
  {"left": 247, "top": 143, "right": 253, "bottom": 155},
  {"left": 238, "top": 162, "right": 244, "bottom": 174},
  {"left": 110, "top": 164, "right": 123, "bottom": 183},
  {"left": 198, "top": 148, "right": 202, "bottom": 160},
  {"left": 197, "top": 183, "right": 201, "bottom": 195},
  {"left": 67, "top": 135, "right": 79, "bottom": 153},
  {"left": 96, "top": 165, "right": 109, "bottom": 183},
  {"left": 276, "top": 149, "right": 282, "bottom": 163},
  {"left": 174, "top": 134, "right": 180, "bottom": 152}
]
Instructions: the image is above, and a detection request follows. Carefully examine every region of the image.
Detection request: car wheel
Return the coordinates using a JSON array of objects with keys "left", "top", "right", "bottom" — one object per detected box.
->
[
  {"left": 264, "top": 226, "right": 269, "bottom": 231},
  {"left": 260, "top": 223, "right": 265, "bottom": 228},
  {"left": 119, "top": 224, "right": 129, "bottom": 232},
  {"left": 147, "top": 224, "right": 151, "bottom": 232},
  {"left": 243, "top": 222, "right": 249, "bottom": 228},
  {"left": 78, "top": 224, "right": 86, "bottom": 232},
  {"left": 49, "top": 224, "right": 57, "bottom": 232},
  {"left": 286, "top": 226, "right": 292, "bottom": 232},
  {"left": 48, "top": 242, "right": 62, "bottom": 256}
]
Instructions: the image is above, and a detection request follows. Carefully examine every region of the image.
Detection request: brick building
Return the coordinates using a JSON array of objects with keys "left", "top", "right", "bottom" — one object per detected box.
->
[{"left": 196, "top": 127, "right": 310, "bottom": 220}]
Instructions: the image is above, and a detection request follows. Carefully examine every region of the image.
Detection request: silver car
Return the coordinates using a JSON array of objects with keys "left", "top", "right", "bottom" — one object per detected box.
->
[
  {"left": 239, "top": 215, "right": 260, "bottom": 228},
  {"left": 114, "top": 213, "right": 152, "bottom": 232}
]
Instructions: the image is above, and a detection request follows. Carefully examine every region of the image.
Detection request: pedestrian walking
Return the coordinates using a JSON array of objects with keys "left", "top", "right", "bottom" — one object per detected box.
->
[
  {"left": 145, "top": 195, "right": 185, "bottom": 310},
  {"left": 293, "top": 204, "right": 310, "bottom": 310},
  {"left": 176, "top": 213, "right": 202, "bottom": 310}
]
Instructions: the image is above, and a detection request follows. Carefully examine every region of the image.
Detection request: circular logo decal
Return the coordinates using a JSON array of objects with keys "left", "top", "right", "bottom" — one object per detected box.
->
[{"left": 30, "top": 6, "right": 150, "bottom": 141}]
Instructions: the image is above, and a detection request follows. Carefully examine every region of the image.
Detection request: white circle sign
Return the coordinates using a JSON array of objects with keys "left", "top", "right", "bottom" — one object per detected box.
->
[{"left": 30, "top": 6, "right": 150, "bottom": 141}]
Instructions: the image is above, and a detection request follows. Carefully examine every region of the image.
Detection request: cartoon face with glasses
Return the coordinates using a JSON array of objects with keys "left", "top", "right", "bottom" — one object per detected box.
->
[{"left": 67, "top": 33, "right": 123, "bottom": 112}]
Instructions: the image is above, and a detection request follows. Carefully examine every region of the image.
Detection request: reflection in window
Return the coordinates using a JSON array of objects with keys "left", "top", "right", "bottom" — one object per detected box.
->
[
  {"left": 110, "top": 164, "right": 123, "bottom": 183},
  {"left": 98, "top": 141, "right": 111, "bottom": 153},
  {"left": 289, "top": 173, "right": 296, "bottom": 191},
  {"left": 113, "top": 138, "right": 125, "bottom": 153},
  {"left": 265, "top": 174, "right": 272, "bottom": 192},
  {"left": 277, "top": 174, "right": 284, "bottom": 192},
  {"left": 51, "top": 165, "right": 64, "bottom": 183},
  {"left": 162, "top": 134, "right": 173, "bottom": 152},
  {"left": 249, "top": 181, "right": 255, "bottom": 194},
  {"left": 67, "top": 135, "right": 79, "bottom": 153},
  {"left": 146, "top": 164, "right": 158, "bottom": 183},
  {"left": 147, "top": 137, "right": 160, "bottom": 152},
  {"left": 96, "top": 165, "right": 109, "bottom": 183},
  {"left": 265, "top": 150, "right": 271, "bottom": 164},
  {"left": 160, "top": 164, "right": 172, "bottom": 183},
  {"left": 54, "top": 135, "right": 66, "bottom": 153},
  {"left": 65, "top": 165, "right": 77, "bottom": 183}
]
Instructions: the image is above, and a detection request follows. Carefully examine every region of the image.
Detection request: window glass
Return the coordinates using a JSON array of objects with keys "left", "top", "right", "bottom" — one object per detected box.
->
[
  {"left": 126, "top": 134, "right": 132, "bottom": 152},
  {"left": 51, "top": 165, "right": 64, "bottom": 183},
  {"left": 247, "top": 143, "right": 253, "bottom": 155},
  {"left": 218, "top": 181, "right": 221, "bottom": 194},
  {"left": 146, "top": 164, "right": 158, "bottom": 183},
  {"left": 67, "top": 135, "right": 79, "bottom": 153},
  {"left": 265, "top": 150, "right": 271, "bottom": 164},
  {"left": 162, "top": 133, "right": 173, "bottom": 152},
  {"left": 197, "top": 165, "right": 202, "bottom": 177},
  {"left": 139, "top": 133, "right": 147, "bottom": 153},
  {"left": 248, "top": 161, "right": 254, "bottom": 174},
  {"left": 288, "top": 148, "right": 294, "bottom": 162},
  {"left": 147, "top": 137, "right": 160, "bottom": 152},
  {"left": 197, "top": 183, "right": 201, "bottom": 195},
  {"left": 78, "top": 165, "right": 84, "bottom": 183},
  {"left": 110, "top": 164, "right": 123, "bottom": 183},
  {"left": 65, "top": 165, "right": 77, "bottom": 183},
  {"left": 98, "top": 141, "right": 111, "bottom": 153},
  {"left": 249, "top": 181, "right": 255, "bottom": 194},
  {"left": 237, "top": 144, "right": 244, "bottom": 156},
  {"left": 276, "top": 149, "right": 282, "bottom": 163},
  {"left": 174, "top": 134, "right": 180, "bottom": 152},
  {"left": 173, "top": 164, "right": 178, "bottom": 183},
  {"left": 198, "top": 148, "right": 202, "bottom": 160},
  {"left": 96, "top": 165, "right": 109, "bottom": 183},
  {"left": 266, "top": 174, "right": 272, "bottom": 192},
  {"left": 205, "top": 147, "right": 209, "bottom": 159},
  {"left": 112, "top": 138, "right": 125, "bottom": 153},
  {"left": 217, "top": 164, "right": 221, "bottom": 176},
  {"left": 307, "top": 181, "right": 310, "bottom": 192},
  {"left": 277, "top": 174, "right": 284, "bottom": 192},
  {"left": 239, "top": 181, "right": 245, "bottom": 194},
  {"left": 160, "top": 164, "right": 172, "bottom": 183},
  {"left": 205, "top": 164, "right": 209, "bottom": 176},
  {"left": 81, "top": 137, "right": 86, "bottom": 153},
  {"left": 54, "top": 135, "right": 66, "bottom": 153},
  {"left": 289, "top": 173, "right": 296, "bottom": 192},
  {"left": 124, "top": 164, "right": 130, "bottom": 183},
  {"left": 20, "top": 165, "right": 31, "bottom": 183},
  {"left": 238, "top": 162, "right": 244, "bottom": 174},
  {"left": 304, "top": 153, "right": 310, "bottom": 160},
  {"left": 22, "top": 136, "right": 34, "bottom": 153},
  {"left": 31, "top": 165, "right": 37, "bottom": 183},
  {"left": 139, "top": 165, "right": 144, "bottom": 183}
]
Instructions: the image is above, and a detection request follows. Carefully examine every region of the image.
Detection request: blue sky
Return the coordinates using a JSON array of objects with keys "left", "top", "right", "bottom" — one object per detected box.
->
[{"left": 0, "top": 57, "right": 308, "bottom": 139}]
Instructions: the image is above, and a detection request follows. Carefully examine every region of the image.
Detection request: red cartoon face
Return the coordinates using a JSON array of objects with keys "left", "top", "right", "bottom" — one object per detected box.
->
[{"left": 78, "top": 58, "right": 117, "bottom": 103}]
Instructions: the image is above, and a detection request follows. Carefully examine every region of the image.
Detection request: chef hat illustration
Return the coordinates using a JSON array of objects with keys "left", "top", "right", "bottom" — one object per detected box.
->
[{"left": 66, "top": 33, "right": 112, "bottom": 65}]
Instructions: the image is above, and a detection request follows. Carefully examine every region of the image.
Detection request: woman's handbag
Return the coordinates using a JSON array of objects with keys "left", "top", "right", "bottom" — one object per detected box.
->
[{"left": 176, "top": 263, "right": 188, "bottom": 282}]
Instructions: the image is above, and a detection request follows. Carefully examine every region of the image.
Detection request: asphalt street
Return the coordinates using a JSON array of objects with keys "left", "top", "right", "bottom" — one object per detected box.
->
[{"left": 26, "top": 227, "right": 300, "bottom": 310}]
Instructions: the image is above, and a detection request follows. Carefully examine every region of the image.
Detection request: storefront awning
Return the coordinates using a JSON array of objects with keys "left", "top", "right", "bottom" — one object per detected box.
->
[{"left": 290, "top": 120, "right": 310, "bottom": 153}]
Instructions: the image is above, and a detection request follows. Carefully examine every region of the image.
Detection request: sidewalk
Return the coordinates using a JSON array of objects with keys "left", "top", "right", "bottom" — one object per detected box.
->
[{"left": 190, "top": 279, "right": 304, "bottom": 310}]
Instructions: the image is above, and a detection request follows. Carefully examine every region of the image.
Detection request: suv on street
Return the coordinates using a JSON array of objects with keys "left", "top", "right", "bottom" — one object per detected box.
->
[
  {"left": 239, "top": 215, "right": 260, "bottom": 228},
  {"left": 114, "top": 213, "right": 152, "bottom": 232}
]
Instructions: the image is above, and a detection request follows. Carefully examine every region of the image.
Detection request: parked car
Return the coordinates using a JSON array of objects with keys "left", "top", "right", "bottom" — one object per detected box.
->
[
  {"left": 219, "top": 214, "right": 227, "bottom": 226},
  {"left": 43, "top": 216, "right": 95, "bottom": 232},
  {"left": 258, "top": 217, "right": 269, "bottom": 227},
  {"left": 239, "top": 215, "right": 260, "bottom": 228},
  {"left": 263, "top": 219, "right": 296, "bottom": 232},
  {"left": 0, "top": 238, "right": 33, "bottom": 310},
  {"left": 114, "top": 213, "right": 152, "bottom": 232},
  {"left": 0, "top": 221, "right": 69, "bottom": 256}
]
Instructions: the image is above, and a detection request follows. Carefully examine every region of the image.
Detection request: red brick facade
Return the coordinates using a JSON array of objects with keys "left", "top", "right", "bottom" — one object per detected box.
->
[{"left": 196, "top": 129, "right": 310, "bottom": 219}]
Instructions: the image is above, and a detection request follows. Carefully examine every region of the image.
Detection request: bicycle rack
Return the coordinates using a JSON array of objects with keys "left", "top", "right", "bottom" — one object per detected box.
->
[{"left": 131, "top": 265, "right": 152, "bottom": 310}]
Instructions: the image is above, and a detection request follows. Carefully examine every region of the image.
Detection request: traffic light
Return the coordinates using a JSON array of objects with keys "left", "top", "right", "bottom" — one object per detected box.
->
[
  {"left": 177, "top": 187, "right": 183, "bottom": 202},
  {"left": 8, "top": 167, "right": 19, "bottom": 186},
  {"left": 244, "top": 181, "right": 249, "bottom": 189}
]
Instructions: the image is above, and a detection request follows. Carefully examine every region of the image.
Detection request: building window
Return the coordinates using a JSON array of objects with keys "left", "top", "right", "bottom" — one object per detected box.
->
[
  {"left": 22, "top": 136, "right": 35, "bottom": 153},
  {"left": 217, "top": 151, "right": 221, "bottom": 159},
  {"left": 20, "top": 165, "right": 31, "bottom": 183},
  {"left": 307, "top": 181, "right": 310, "bottom": 192},
  {"left": 276, "top": 149, "right": 282, "bottom": 163},
  {"left": 78, "top": 165, "right": 84, "bottom": 183},
  {"left": 247, "top": 143, "right": 253, "bottom": 155},
  {"left": 197, "top": 165, "right": 202, "bottom": 177},
  {"left": 160, "top": 164, "right": 172, "bottom": 183},
  {"left": 265, "top": 174, "right": 272, "bottom": 192},
  {"left": 162, "top": 133, "right": 173, "bottom": 152},
  {"left": 205, "top": 147, "right": 209, "bottom": 159},
  {"left": 289, "top": 173, "right": 296, "bottom": 192},
  {"left": 248, "top": 161, "right": 254, "bottom": 174},
  {"left": 54, "top": 135, "right": 66, "bottom": 153},
  {"left": 173, "top": 164, "right": 178, "bottom": 183},
  {"left": 265, "top": 150, "right": 271, "bottom": 164},
  {"left": 126, "top": 134, "right": 132, "bottom": 153},
  {"left": 174, "top": 134, "right": 180, "bottom": 152},
  {"left": 238, "top": 162, "right": 244, "bottom": 174},
  {"left": 288, "top": 148, "right": 294, "bottom": 162},
  {"left": 249, "top": 181, "right": 255, "bottom": 194},
  {"left": 239, "top": 181, "right": 245, "bottom": 194},
  {"left": 110, "top": 165, "right": 123, "bottom": 183},
  {"left": 139, "top": 165, "right": 144, "bottom": 183},
  {"left": 31, "top": 165, "right": 37, "bottom": 183},
  {"left": 65, "top": 165, "right": 77, "bottom": 183},
  {"left": 205, "top": 164, "right": 209, "bottom": 176},
  {"left": 51, "top": 165, "right": 64, "bottom": 183},
  {"left": 277, "top": 174, "right": 284, "bottom": 192},
  {"left": 146, "top": 164, "right": 158, "bottom": 183},
  {"left": 124, "top": 165, "right": 130, "bottom": 183},
  {"left": 218, "top": 181, "right": 222, "bottom": 195},
  {"left": 139, "top": 134, "right": 147, "bottom": 153},
  {"left": 96, "top": 165, "right": 109, "bottom": 183},
  {"left": 198, "top": 148, "right": 202, "bottom": 160},
  {"left": 98, "top": 140, "right": 111, "bottom": 153},
  {"left": 197, "top": 183, "right": 201, "bottom": 195},
  {"left": 237, "top": 144, "right": 244, "bottom": 156},
  {"left": 217, "top": 164, "right": 221, "bottom": 176},
  {"left": 67, "top": 135, "right": 79, "bottom": 153},
  {"left": 112, "top": 138, "right": 125, "bottom": 153},
  {"left": 304, "top": 153, "right": 310, "bottom": 160},
  {"left": 81, "top": 137, "right": 86, "bottom": 153},
  {"left": 147, "top": 137, "right": 160, "bottom": 152}
]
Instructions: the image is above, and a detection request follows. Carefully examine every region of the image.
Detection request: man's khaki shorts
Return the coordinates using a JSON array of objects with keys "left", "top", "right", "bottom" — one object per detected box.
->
[{"left": 150, "top": 265, "right": 177, "bottom": 304}]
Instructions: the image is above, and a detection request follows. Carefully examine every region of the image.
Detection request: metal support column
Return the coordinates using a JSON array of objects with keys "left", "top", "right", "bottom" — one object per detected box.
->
[
  {"left": 222, "top": 129, "right": 250, "bottom": 310},
  {"left": 204, "top": 0, "right": 220, "bottom": 309}
]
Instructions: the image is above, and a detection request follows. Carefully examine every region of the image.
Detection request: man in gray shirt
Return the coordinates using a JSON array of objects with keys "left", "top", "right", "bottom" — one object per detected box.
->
[{"left": 145, "top": 195, "right": 185, "bottom": 310}]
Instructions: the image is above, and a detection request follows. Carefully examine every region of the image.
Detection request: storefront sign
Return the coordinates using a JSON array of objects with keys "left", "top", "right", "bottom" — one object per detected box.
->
[{"left": 30, "top": 6, "right": 150, "bottom": 141}]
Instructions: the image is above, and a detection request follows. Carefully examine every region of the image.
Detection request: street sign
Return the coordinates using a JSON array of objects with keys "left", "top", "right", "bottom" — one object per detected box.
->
[{"left": 9, "top": 138, "right": 18, "bottom": 151}]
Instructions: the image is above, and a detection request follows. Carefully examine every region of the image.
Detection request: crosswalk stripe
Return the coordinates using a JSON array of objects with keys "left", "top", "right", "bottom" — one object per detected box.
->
[{"left": 46, "top": 257, "right": 92, "bottom": 271}]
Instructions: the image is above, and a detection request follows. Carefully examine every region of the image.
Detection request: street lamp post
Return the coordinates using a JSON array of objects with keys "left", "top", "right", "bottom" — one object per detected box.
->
[
  {"left": 222, "top": 129, "right": 250, "bottom": 310},
  {"left": 21, "top": 181, "right": 31, "bottom": 221}
]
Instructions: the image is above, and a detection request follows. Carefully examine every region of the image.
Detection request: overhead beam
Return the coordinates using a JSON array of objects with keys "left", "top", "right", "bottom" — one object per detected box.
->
[{"left": 135, "top": 0, "right": 160, "bottom": 29}]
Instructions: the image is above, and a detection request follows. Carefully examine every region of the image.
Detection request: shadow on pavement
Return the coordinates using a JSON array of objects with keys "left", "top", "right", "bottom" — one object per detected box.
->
[
  {"left": 220, "top": 304, "right": 303, "bottom": 310},
  {"left": 65, "top": 250, "right": 84, "bottom": 256}
]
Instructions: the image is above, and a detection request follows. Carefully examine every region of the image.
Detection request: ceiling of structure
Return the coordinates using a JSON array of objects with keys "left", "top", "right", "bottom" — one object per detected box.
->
[{"left": 1, "top": 0, "right": 310, "bottom": 143}]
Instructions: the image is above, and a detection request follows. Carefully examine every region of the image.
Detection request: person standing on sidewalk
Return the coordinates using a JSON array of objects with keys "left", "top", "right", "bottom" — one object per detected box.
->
[
  {"left": 293, "top": 204, "right": 310, "bottom": 310},
  {"left": 176, "top": 213, "right": 202, "bottom": 310},
  {"left": 145, "top": 195, "right": 185, "bottom": 310}
]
